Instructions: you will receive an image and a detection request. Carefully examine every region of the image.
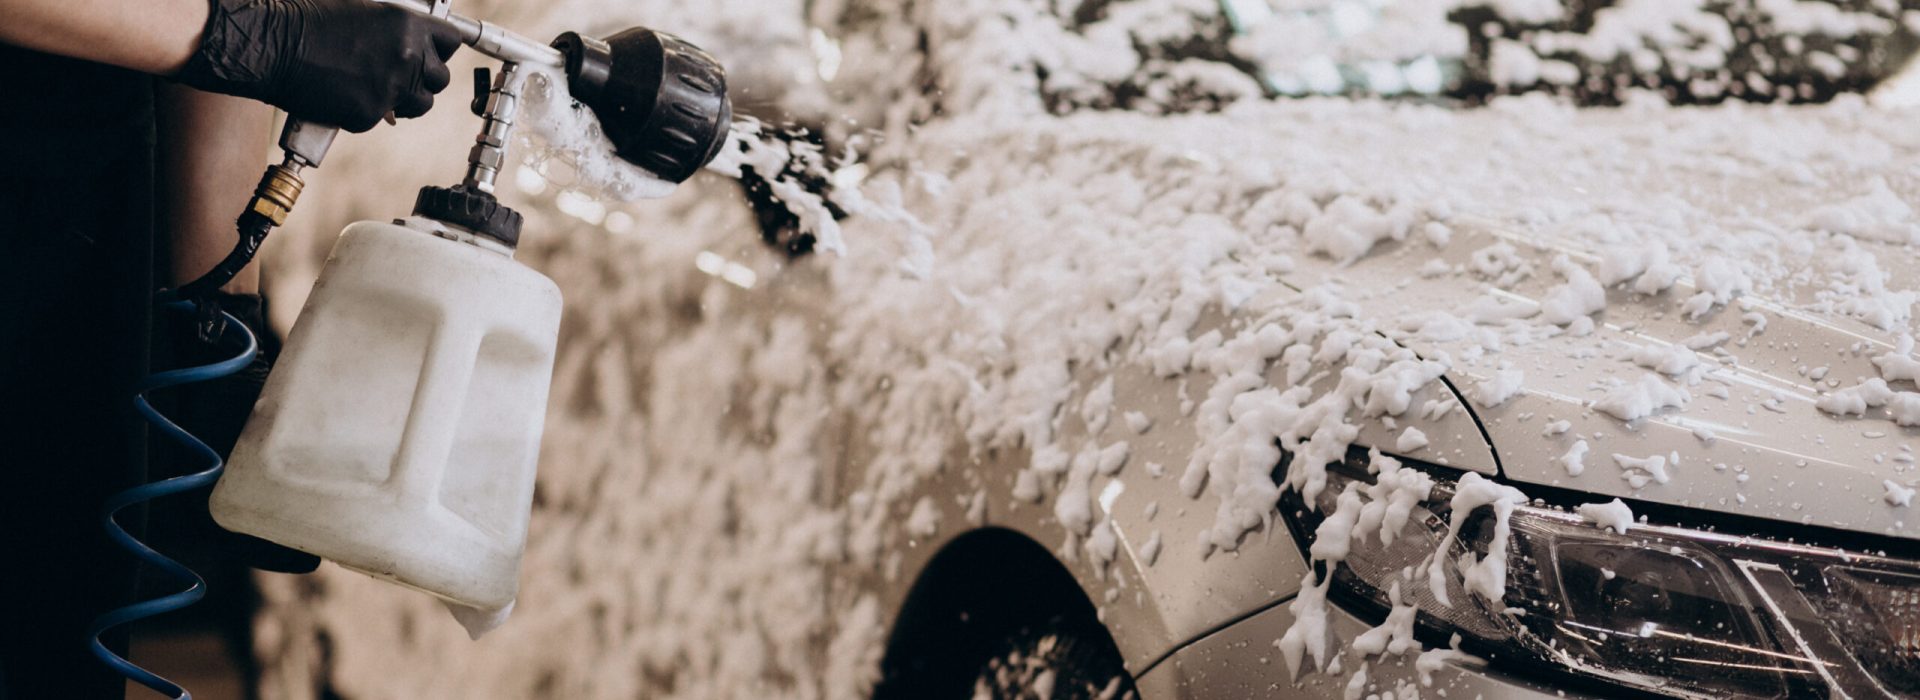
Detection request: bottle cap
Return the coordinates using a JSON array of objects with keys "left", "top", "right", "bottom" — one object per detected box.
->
[{"left": 413, "top": 185, "right": 523, "bottom": 247}]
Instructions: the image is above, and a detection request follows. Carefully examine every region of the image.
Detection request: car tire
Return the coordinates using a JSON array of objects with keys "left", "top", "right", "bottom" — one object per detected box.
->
[{"left": 969, "top": 615, "right": 1136, "bottom": 700}]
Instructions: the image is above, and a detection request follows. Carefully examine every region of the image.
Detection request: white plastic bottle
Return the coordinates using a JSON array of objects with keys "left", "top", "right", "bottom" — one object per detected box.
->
[{"left": 211, "top": 215, "right": 561, "bottom": 620}]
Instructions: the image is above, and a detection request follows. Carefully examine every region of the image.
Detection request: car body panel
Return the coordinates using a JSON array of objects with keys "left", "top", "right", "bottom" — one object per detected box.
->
[
  {"left": 839, "top": 282, "right": 1504, "bottom": 675},
  {"left": 1279, "top": 218, "right": 1918, "bottom": 539},
  {"left": 716, "top": 4, "right": 1920, "bottom": 695}
]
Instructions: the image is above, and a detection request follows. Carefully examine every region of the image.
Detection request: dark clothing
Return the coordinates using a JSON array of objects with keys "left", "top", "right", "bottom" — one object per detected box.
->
[{"left": 0, "top": 45, "right": 158, "bottom": 698}]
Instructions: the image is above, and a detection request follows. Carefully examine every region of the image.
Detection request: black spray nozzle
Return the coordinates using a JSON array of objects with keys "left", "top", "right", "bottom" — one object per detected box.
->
[{"left": 552, "top": 28, "right": 732, "bottom": 184}]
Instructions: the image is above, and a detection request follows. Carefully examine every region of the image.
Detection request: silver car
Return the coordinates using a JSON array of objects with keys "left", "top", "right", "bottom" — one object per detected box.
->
[{"left": 253, "top": 1, "right": 1920, "bottom": 698}]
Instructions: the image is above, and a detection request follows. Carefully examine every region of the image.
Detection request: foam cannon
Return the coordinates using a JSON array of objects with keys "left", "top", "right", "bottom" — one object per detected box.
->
[{"left": 202, "top": 0, "right": 730, "bottom": 635}]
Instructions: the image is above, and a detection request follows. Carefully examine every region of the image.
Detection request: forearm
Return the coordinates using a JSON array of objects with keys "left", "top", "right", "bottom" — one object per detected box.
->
[
  {"left": 157, "top": 83, "right": 275, "bottom": 293},
  {"left": 0, "top": 0, "right": 207, "bottom": 74},
  {"left": 4, "top": 0, "right": 460, "bottom": 134}
]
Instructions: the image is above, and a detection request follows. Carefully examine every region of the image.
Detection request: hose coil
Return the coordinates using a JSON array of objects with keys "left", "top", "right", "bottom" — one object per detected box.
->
[{"left": 88, "top": 299, "right": 257, "bottom": 699}]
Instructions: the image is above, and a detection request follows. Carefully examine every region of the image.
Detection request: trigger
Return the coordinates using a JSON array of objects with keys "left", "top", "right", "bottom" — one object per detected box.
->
[{"left": 471, "top": 67, "right": 491, "bottom": 116}]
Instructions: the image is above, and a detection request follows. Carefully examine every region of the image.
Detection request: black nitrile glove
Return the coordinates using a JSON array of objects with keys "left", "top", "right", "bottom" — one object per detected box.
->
[{"left": 173, "top": 0, "right": 461, "bottom": 133}]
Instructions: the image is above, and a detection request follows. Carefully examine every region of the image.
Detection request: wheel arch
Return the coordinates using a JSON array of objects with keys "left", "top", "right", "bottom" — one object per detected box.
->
[{"left": 870, "top": 527, "right": 1119, "bottom": 698}]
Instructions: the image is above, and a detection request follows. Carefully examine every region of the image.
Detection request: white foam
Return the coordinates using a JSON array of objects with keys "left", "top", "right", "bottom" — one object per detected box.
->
[
  {"left": 1630, "top": 343, "right": 1700, "bottom": 378},
  {"left": 1395, "top": 426, "right": 1429, "bottom": 453},
  {"left": 1560, "top": 439, "right": 1590, "bottom": 477},
  {"left": 1350, "top": 581, "right": 1418, "bottom": 658},
  {"left": 518, "top": 65, "right": 678, "bottom": 202},
  {"left": 1612, "top": 453, "right": 1673, "bottom": 489},
  {"left": 1428, "top": 472, "right": 1527, "bottom": 607},
  {"left": 1887, "top": 480, "right": 1916, "bottom": 507},
  {"left": 1414, "top": 634, "right": 1485, "bottom": 687},
  {"left": 1577, "top": 498, "right": 1635, "bottom": 533},
  {"left": 1593, "top": 373, "right": 1690, "bottom": 422},
  {"left": 1472, "top": 368, "right": 1525, "bottom": 408},
  {"left": 1277, "top": 572, "right": 1333, "bottom": 680},
  {"left": 1875, "top": 335, "right": 1920, "bottom": 384}
]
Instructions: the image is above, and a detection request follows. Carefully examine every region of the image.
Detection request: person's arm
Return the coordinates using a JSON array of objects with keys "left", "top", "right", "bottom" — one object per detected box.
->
[
  {"left": 0, "top": 0, "right": 208, "bottom": 74},
  {"left": 156, "top": 84, "right": 274, "bottom": 293},
  {"left": 0, "top": 0, "right": 460, "bottom": 133}
]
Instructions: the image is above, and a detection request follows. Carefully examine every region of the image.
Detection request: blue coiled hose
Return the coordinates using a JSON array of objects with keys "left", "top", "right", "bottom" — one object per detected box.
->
[{"left": 88, "top": 298, "right": 258, "bottom": 699}]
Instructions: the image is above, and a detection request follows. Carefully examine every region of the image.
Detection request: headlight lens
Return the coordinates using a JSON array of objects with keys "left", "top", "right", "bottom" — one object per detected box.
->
[{"left": 1280, "top": 449, "right": 1920, "bottom": 699}]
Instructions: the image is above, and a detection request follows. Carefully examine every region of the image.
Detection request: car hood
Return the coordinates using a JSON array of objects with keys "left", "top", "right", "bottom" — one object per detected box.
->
[{"left": 1280, "top": 217, "right": 1920, "bottom": 541}]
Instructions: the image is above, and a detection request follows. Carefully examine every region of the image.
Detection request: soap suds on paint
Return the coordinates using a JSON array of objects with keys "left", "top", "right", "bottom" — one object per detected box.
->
[
  {"left": 1888, "top": 480, "right": 1917, "bottom": 507},
  {"left": 1395, "top": 426, "right": 1429, "bottom": 453},
  {"left": 1472, "top": 369, "right": 1525, "bottom": 408},
  {"left": 1613, "top": 453, "right": 1673, "bottom": 489},
  {"left": 1576, "top": 498, "right": 1635, "bottom": 533},
  {"left": 1593, "top": 374, "right": 1690, "bottom": 422},
  {"left": 1559, "top": 440, "right": 1590, "bottom": 477},
  {"left": 1428, "top": 473, "right": 1528, "bottom": 607}
]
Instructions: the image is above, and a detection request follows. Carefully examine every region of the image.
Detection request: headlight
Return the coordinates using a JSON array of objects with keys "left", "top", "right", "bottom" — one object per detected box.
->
[{"left": 1279, "top": 448, "right": 1920, "bottom": 699}]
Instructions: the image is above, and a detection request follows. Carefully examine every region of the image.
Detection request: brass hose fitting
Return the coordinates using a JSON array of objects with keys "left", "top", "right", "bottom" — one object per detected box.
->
[
  {"left": 249, "top": 160, "right": 306, "bottom": 226},
  {"left": 175, "top": 157, "right": 303, "bottom": 301}
]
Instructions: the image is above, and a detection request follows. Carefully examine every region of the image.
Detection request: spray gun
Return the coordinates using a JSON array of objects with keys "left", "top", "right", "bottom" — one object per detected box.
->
[
  {"left": 178, "top": 0, "right": 729, "bottom": 304},
  {"left": 183, "top": 0, "right": 731, "bottom": 635}
]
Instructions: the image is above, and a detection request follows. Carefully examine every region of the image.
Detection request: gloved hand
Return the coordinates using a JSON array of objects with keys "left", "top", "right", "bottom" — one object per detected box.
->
[{"left": 172, "top": 0, "right": 461, "bottom": 133}]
